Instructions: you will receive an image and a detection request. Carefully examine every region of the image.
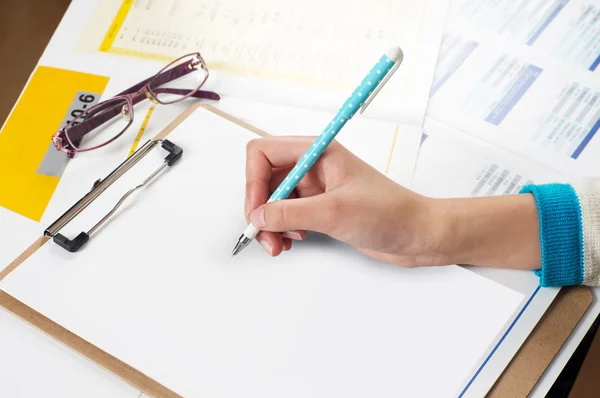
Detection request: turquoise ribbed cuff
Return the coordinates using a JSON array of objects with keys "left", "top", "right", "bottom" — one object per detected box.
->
[{"left": 520, "top": 183, "right": 583, "bottom": 287}]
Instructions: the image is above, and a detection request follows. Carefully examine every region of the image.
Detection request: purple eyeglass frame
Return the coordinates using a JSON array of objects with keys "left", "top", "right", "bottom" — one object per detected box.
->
[{"left": 52, "top": 52, "right": 220, "bottom": 157}]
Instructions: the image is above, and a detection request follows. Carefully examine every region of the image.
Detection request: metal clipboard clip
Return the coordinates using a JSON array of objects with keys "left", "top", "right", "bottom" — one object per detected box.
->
[{"left": 44, "top": 139, "right": 183, "bottom": 252}]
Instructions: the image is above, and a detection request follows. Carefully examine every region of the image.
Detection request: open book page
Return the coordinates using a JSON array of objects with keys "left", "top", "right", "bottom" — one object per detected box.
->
[
  {"left": 76, "top": 0, "right": 450, "bottom": 122},
  {"left": 0, "top": 108, "right": 524, "bottom": 398},
  {"left": 427, "top": 0, "right": 600, "bottom": 177}
]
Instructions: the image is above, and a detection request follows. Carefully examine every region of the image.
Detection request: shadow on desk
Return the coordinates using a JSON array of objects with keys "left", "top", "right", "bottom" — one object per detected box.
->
[{"left": 0, "top": 0, "right": 71, "bottom": 126}]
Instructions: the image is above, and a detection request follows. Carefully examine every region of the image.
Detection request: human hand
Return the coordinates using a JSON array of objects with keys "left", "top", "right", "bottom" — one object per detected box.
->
[{"left": 244, "top": 136, "right": 446, "bottom": 266}]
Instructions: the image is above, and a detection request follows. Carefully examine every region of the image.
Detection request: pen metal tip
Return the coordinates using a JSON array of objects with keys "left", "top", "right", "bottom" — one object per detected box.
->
[{"left": 231, "top": 234, "right": 251, "bottom": 257}]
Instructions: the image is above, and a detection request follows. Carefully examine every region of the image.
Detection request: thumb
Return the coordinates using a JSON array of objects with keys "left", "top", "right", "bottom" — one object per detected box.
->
[{"left": 249, "top": 195, "right": 332, "bottom": 233}]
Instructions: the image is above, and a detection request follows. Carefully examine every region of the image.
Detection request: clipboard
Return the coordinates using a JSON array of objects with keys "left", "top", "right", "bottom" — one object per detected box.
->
[{"left": 0, "top": 103, "right": 593, "bottom": 398}]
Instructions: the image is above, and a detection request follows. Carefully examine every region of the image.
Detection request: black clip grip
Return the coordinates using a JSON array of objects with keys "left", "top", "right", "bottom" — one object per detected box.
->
[
  {"left": 53, "top": 232, "right": 90, "bottom": 252},
  {"left": 162, "top": 139, "right": 183, "bottom": 166}
]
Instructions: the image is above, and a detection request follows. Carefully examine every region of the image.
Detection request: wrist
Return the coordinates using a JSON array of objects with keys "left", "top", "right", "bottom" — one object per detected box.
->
[
  {"left": 417, "top": 197, "right": 461, "bottom": 266},
  {"left": 400, "top": 195, "right": 458, "bottom": 267},
  {"left": 428, "top": 195, "right": 541, "bottom": 269}
]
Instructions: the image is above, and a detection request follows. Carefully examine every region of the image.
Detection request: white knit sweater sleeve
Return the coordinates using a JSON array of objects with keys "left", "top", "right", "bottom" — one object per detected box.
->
[{"left": 574, "top": 178, "right": 600, "bottom": 286}]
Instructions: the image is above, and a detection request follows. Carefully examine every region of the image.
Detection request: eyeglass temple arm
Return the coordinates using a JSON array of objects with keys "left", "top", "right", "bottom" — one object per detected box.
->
[
  {"left": 117, "top": 59, "right": 202, "bottom": 96},
  {"left": 113, "top": 59, "right": 193, "bottom": 96}
]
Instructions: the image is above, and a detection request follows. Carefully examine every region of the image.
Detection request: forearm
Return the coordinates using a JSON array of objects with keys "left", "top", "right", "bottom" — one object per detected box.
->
[
  {"left": 432, "top": 194, "right": 541, "bottom": 270},
  {"left": 427, "top": 180, "right": 600, "bottom": 287}
]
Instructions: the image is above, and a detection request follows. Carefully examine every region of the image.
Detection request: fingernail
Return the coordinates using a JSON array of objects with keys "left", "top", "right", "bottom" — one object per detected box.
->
[
  {"left": 250, "top": 208, "right": 266, "bottom": 228},
  {"left": 283, "top": 231, "right": 303, "bottom": 240},
  {"left": 245, "top": 197, "right": 250, "bottom": 218},
  {"left": 260, "top": 239, "right": 273, "bottom": 256},
  {"left": 283, "top": 240, "right": 292, "bottom": 251}
]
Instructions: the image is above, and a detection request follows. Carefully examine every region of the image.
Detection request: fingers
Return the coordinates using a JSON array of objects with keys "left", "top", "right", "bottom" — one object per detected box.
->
[
  {"left": 282, "top": 230, "right": 307, "bottom": 240},
  {"left": 283, "top": 238, "right": 292, "bottom": 251},
  {"left": 245, "top": 137, "right": 339, "bottom": 256},
  {"left": 244, "top": 168, "right": 298, "bottom": 222},
  {"left": 255, "top": 231, "right": 282, "bottom": 256},
  {"left": 245, "top": 137, "right": 329, "bottom": 213},
  {"left": 255, "top": 232, "right": 294, "bottom": 256},
  {"left": 250, "top": 194, "right": 334, "bottom": 234},
  {"left": 245, "top": 138, "right": 309, "bottom": 211},
  {"left": 245, "top": 166, "right": 289, "bottom": 220},
  {"left": 246, "top": 136, "right": 317, "bottom": 170}
]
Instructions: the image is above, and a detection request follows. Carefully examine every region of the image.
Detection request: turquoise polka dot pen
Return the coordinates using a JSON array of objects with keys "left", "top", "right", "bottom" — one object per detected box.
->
[{"left": 231, "top": 46, "right": 404, "bottom": 257}]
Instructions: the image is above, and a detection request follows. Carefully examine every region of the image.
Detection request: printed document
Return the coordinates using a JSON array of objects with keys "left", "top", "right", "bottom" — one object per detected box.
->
[
  {"left": 77, "top": 0, "right": 450, "bottom": 123},
  {"left": 427, "top": 0, "right": 600, "bottom": 177}
]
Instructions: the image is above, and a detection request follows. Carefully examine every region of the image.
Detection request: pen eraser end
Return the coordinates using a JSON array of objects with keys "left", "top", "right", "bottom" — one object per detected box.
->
[{"left": 386, "top": 46, "right": 403, "bottom": 64}]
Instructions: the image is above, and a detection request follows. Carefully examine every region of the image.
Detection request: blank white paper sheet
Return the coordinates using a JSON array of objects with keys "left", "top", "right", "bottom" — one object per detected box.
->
[{"left": 1, "top": 108, "right": 524, "bottom": 397}]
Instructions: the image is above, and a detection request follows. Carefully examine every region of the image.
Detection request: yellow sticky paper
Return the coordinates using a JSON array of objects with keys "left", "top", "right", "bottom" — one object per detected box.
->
[
  {"left": 0, "top": 66, "right": 109, "bottom": 221},
  {"left": 128, "top": 106, "right": 155, "bottom": 158},
  {"left": 99, "top": 0, "right": 134, "bottom": 53}
]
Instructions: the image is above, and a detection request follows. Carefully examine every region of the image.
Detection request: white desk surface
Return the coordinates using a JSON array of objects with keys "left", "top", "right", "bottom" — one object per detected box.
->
[
  {"left": 0, "top": 1, "right": 597, "bottom": 397},
  {"left": 0, "top": 307, "right": 140, "bottom": 398}
]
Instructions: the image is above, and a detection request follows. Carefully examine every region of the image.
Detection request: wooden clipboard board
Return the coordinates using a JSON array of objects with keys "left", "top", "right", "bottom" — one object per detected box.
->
[{"left": 0, "top": 103, "right": 593, "bottom": 398}]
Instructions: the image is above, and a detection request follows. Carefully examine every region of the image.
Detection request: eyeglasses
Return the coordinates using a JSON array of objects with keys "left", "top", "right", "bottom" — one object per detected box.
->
[{"left": 52, "top": 52, "right": 220, "bottom": 157}]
